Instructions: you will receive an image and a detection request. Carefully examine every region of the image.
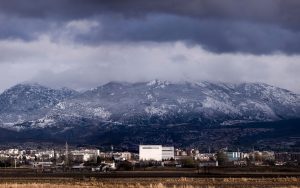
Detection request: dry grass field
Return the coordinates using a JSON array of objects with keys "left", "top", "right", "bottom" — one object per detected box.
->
[{"left": 0, "top": 178, "right": 300, "bottom": 188}]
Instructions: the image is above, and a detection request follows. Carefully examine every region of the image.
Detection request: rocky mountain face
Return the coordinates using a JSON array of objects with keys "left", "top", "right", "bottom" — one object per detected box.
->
[{"left": 0, "top": 80, "right": 299, "bottom": 131}]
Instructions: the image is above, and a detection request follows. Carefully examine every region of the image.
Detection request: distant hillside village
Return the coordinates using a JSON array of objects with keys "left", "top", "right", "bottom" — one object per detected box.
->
[{"left": 0, "top": 143, "right": 300, "bottom": 172}]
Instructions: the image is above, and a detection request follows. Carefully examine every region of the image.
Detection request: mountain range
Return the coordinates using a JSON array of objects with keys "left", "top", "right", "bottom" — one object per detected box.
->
[{"left": 0, "top": 80, "right": 299, "bottom": 150}]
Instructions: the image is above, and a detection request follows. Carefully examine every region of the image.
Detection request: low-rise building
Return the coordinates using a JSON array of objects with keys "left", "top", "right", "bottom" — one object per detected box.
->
[
  {"left": 71, "top": 149, "right": 100, "bottom": 162},
  {"left": 226, "top": 152, "right": 243, "bottom": 161},
  {"left": 199, "top": 161, "right": 218, "bottom": 167},
  {"left": 162, "top": 147, "right": 174, "bottom": 160}
]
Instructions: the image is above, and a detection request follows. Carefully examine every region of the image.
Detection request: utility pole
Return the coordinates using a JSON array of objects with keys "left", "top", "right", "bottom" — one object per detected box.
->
[
  {"left": 65, "top": 142, "right": 69, "bottom": 167},
  {"left": 53, "top": 149, "right": 57, "bottom": 166},
  {"left": 111, "top": 145, "right": 114, "bottom": 160}
]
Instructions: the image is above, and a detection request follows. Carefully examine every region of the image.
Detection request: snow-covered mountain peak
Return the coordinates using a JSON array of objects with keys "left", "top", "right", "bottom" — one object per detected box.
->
[
  {"left": 146, "top": 79, "right": 170, "bottom": 88},
  {"left": 0, "top": 81, "right": 299, "bottom": 129},
  {"left": 0, "top": 83, "right": 78, "bottom": 125}
]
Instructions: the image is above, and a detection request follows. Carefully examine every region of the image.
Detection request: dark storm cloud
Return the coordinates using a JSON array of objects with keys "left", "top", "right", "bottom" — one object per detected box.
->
[
  {"left": 1, "top": 0, "right": 300, "bottom": 54},
  {"left": 0, "top": 15, "right": 55, "bottom": 41},
  {"left": 1, "top": 0, "right": 300, "bottom": 27},
  {"left": 73, "top": 15, "right": 300, "bottom": 54}
]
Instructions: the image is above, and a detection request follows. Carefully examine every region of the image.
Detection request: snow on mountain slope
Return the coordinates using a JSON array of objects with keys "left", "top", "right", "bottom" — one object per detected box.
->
[
  {"left": 0, "top": 80, "right": 299, "bottom": 129},
  {"left": 0, "top": 83, "right": 78, "bottom": 126}
]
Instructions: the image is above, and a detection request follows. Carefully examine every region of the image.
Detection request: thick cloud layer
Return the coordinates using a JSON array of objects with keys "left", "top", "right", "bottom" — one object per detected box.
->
[
  {"left": 0, "top": 1, "right": 299, "bottom": 93},
  {"left": 1, "top": 0, "right": 300, "bottom": 54},
  {"left": 0, "top": 38, "right": 299, "bottom": 93}
]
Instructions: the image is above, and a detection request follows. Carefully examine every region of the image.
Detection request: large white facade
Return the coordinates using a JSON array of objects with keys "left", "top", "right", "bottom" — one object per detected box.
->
[
  {"left": 162, "top": 147, "right": 175, "bottom": 160},
  {"left": 139, "top": 145, "right": 162, "bottom": 161},
  {"left": 139, "top": 145, "right": 175, "bottom": 161}
]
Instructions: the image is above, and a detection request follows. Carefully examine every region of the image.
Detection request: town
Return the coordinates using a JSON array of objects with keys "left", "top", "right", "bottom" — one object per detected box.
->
[{"left": 0, "top": 143, "right": 300, "bottom": 173}]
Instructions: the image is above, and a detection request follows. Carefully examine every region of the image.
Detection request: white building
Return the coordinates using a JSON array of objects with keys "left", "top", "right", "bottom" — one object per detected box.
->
[
  {"left": 162, "top": 147, "right": 174, "bottom": 160},
  {"left": 139, "top": 145, "right": 162, "bottom": 161},
  {"left": 139, "top": 145, "right": 174, "bottom": 161},
  {"left": 7, "top": 149, "right": 19, "bottom": 155},
  {"left": 71, "top": 149, "right": 100, "bottom": 162},
  {"left": 116, "top": 152, "right": 132, "bottom": 161},
  {"left": 31, "top": 161, "right": 53, "bottom": 168},
  {"left": 226, "top": 152, "right": 243, "bottom": 161}
]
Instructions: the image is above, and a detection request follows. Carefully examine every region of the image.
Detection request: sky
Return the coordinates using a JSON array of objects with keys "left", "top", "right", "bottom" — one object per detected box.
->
[{"left": 0, "top": 0, "right": 300, "bottom": 92}]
